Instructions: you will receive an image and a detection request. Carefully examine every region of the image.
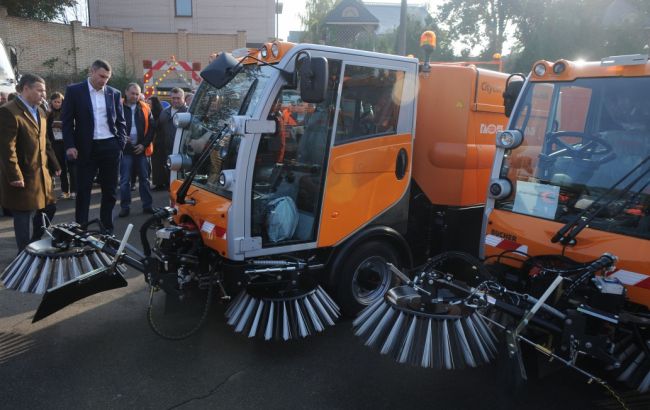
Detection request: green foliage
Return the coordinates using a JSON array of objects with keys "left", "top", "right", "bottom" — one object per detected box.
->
[
  {"left": 107, "top": 64, "right": 139, "bottom": 93},
  {"left": 299, "top": 0, "right": 336, "bottom": 43},
  {"left": 436, "top": 0, "right": 650, "bottom": 72},
  {"left": 508, "top": 0, "right": 650, "bottom": 72},
  {"left": 0, "top": 0, "right": 76, "bottom": 21},
  {"left": 438, "top": 0, "right": 520, "bottom": 57}
]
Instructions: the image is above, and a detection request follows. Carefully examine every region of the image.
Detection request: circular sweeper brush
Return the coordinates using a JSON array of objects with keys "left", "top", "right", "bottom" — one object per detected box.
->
[
  {"left": 353, "top": 254, "right": 498, "bottom": 369},
  {"left": 1, "top": 237, "right": 125, "bottom": 294},
  {"left": 225, "top": 285, "right": 340, "bottom": 341}
]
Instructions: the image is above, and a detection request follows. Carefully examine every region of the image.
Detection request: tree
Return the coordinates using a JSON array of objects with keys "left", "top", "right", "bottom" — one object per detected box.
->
[
  {"left": 437, "top": 0, "right": 520, "bottom": 57},
  {"left": 508, "top": 0, "right": 650, "bottom": 72},
  {"left": 299, "top": 0, "right": 336, "bottom": 44},
  {"left": 357, "top": 14, "right": 455, "bottom": 60},
  {"left": 0, "top": 0, "right": 77, "bottom": 21}
]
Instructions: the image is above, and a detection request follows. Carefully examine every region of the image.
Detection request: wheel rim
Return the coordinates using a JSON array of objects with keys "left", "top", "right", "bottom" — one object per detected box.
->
[{"left": 351, "top": 255, "right": 393, "bottom": 305}]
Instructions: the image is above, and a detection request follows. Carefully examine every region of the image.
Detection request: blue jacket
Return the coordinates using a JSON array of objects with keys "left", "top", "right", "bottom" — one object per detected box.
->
[{"left": 61, "top": 80, "right": 127, "bottom": 162}]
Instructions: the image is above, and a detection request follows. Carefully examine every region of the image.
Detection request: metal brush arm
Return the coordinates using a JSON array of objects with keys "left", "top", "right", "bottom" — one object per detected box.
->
[
  {"left": 111, "top": 224, "right": 134, "bottom": 269},
  {"left": 386, "top": 263, "right": 431, "bottom": 296},
  {"left": 514, "top": 274, "right": 564, "bottom": 336}
]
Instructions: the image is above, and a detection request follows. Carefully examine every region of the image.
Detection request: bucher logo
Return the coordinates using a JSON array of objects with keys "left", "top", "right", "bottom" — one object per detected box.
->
[
  {"left": 490, "top": 229, "right": 517, "bottom": 242},
  {"left": 480, "top": 123, "right": 504, "bottom": 134},
  {"left": 481, "top": 82, "right": 503, "bottom": 95}
]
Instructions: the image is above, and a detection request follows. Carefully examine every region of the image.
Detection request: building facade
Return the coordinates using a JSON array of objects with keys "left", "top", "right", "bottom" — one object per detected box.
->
[{"left": 87, "top": 0, "right": 275, "bottom": 45}]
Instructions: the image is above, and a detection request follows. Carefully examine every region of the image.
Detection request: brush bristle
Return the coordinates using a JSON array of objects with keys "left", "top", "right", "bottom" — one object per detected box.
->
[
  {"left": 353, "top": 298, "right": 498, "bottom": 369},
  {"left": 610, "top": 335, "right": 650, "bottom": 393},
  {"left": 1, "top": 240, "right": 125, "bottom": 294},
  {"left": 224, "top": 285, "right": 340, "bottom": 341}
]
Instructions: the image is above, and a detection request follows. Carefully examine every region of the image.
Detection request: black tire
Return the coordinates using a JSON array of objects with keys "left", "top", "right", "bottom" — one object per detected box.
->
[{"left": 335, "top": 240, "right": 401, "bottom": 317}]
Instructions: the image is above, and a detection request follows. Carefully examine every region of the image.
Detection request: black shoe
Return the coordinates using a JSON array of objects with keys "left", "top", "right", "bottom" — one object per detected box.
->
[
  {"left": 143, "top": 208, "right": 155, "bottom": 214},
  {"left": 118, "top": 208, "right": 130, "bottom": 217}
]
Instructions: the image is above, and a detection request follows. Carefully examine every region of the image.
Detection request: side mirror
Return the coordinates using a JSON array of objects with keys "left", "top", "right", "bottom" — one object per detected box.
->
[
  {"left": 503, "top": 74, "right": 525, "bottom": 117},
  {"left": 299, "top": 56, "right": 328, "bottom": 104},
  {"left": 8, "top": 46, "right": 18, "bottom": 70},
  {"left": 200, "top": 52, "right": 240, "bottom": 89}
]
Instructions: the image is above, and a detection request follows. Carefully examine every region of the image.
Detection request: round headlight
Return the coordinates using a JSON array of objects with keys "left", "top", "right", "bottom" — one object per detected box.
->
[
  {"left": 167, "top": 154, "right": 192, "bottom": 171},
  {"left": 488, "top": 179, "right": 512, "bottom": 200},
  {"left": 553, "top": 61, "right": 566, "bottom": 74},
  {"left": 260, "top": 46, "right": 268, "bottom": 59},
  {"left": 271, "top": 43, "right": 279, "bottom": 57},
  {"left": 173, "top": 112, "right": 192, "bottom": 129},
  {"left": 496, "top": 130, "right": 523, "bottom": 149},
  {"left": 218, "top": 172, "right": 227, "bottom": 186},
  {"left": 533, "top": 63, "right": 547, "bottom": 76}
]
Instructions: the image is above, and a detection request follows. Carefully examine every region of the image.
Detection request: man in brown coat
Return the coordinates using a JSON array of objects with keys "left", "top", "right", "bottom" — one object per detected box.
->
[{"left": 0, "top": 74, "right": 60, "bottom": 252}]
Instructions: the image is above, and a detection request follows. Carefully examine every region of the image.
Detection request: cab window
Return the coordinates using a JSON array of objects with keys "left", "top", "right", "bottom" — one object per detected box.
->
[
  {"left": 335, "top": 65, "right": 403, "bottom": 145},
  {"left": 251, "top": 59, "right": 343, "bottom": 245}
]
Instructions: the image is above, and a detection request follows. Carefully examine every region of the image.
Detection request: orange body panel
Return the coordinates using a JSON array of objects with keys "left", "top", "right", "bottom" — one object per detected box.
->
[
  {"left": 170, "top": 179, "right": 231, "bottom": 258},
  {"left": 530, "top": 59, "right": 650, "bottom": 83},
  {"left": 317, "top": 133, "right": 412, "bottom": 247},
  {"left": 413, "top": 65, "right": 509, "bottom": 207},
  {"left": 485, "top": 210, "right": 650, "bottom": 308}
]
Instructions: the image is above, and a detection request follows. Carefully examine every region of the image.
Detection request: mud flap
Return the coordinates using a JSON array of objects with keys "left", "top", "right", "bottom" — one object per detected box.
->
[{"left": 33, "top": 266, "right": 128, "bottom": 323}]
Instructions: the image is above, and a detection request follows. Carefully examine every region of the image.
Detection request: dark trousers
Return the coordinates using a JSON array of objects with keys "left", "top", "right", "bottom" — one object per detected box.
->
[
  {"left": 32, "top": 203, "right": 57, "bottom": 242},
  {"left": 76, "top": 138, "right": 121, "bottom": 233},
  {"left": 53, "top": 141, "right": 76, "bottom": 193},
  {"left": 12, "top": 210, "right": 34, "bottom": 252}
]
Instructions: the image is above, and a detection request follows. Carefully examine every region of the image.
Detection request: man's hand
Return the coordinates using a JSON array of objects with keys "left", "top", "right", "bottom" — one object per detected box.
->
[
  {"left": 55, "top": 170, "right": 62, "bottom": 177},
  {"left": 66, "top": 147, "right": 78, "bottom": 160},
  {"left": 133, "top": 144, "right": 145, "bottom": 155},
  {"left": 10, "top": 180, "right": 24, "bottom": 188}
]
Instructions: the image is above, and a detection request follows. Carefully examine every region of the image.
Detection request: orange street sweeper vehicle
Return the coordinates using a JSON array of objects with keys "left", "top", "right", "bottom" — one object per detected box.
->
[{"left": 1, "top": 37, "right": 508, "bottom": 342}]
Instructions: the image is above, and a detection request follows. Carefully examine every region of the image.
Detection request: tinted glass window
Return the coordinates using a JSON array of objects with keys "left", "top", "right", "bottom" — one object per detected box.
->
[{"left": 335, "top": 65, "right": 403, "bottom": 145}]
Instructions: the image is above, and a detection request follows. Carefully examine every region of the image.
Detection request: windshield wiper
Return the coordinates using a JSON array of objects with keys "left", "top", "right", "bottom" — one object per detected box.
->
[
  {"left": 551, "top": 155, "right": 650, "bottom": 245},
  {"left": 176, "top": 124, "right": 229, "bottom": 205}
]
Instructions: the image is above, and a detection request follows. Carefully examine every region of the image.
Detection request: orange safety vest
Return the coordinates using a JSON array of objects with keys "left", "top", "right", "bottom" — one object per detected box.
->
[{"left": 138, "top": 101, "right": 153, "bottom": 156}]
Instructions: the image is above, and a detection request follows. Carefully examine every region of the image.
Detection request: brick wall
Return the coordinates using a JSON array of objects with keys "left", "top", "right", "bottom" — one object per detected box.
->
[{"left": 0, "top": 7, "right": 246, "bottom": 82}]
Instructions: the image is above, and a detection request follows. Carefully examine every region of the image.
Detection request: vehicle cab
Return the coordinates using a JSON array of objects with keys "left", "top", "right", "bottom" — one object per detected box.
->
[
  {"left": 167, "top": 41, "right": 418, "bottom": 313},
  {"left": 484, "top": 55, "right": 650, "bottom": 307}
]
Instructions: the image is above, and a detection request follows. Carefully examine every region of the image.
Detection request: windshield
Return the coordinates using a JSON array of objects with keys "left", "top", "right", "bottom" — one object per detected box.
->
[
  {"left": 495, "top": 77, "right": 650, "bottom": 240},
  {"left": 177, "top": 64, "right": 273, "bottom": 196}
]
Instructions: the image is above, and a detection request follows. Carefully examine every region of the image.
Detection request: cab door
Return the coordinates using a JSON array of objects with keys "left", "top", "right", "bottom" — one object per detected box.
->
[
  {"left": 318, "top": 60, "right": 417, "bottom": 247},
  {"left": 248, "top": 58, "right": 343, "bottom": 251}
]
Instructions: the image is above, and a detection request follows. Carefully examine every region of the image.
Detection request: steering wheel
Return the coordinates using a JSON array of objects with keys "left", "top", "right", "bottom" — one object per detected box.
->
[{"left": 546, "top": 131, "right": 616, "bottom": 164}]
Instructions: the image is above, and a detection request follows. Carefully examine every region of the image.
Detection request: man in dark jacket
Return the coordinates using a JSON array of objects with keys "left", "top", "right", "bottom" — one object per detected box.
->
[
  {"left": 153, "top": 87, "right": 187, "bottom": 189},
  {"left": 62, "top": 59, "right": 126, "bottom": 234},
  {"left": 119, "top": 83, "right": 154, "bottom": 217},
  {"left": 0, "top": 74, "right": 60, "bottom": 252}
]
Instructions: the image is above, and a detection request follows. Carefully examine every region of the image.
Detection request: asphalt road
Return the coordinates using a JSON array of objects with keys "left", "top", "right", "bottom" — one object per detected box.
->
[{"left": 0, "top": 186, "right": 647, "bottom": 409}]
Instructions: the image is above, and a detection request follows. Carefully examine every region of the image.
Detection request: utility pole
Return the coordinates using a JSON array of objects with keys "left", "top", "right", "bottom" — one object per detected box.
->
[{"left": 398, "top": 0, "right": 407, "bottom": 55}]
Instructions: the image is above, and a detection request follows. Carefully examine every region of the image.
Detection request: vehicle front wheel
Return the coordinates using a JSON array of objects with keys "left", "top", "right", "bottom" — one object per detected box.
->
[{"left": 335, "top": 240, "right": 401, "bottom": 316}]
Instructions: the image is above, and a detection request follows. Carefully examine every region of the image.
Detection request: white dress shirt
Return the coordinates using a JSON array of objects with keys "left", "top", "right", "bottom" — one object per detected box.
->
[
  {"left": 87, "top": 79, "right": 113, "bottom": 140},
  {"left": 129, "top": 104, "right": 138, "bottom": 144}
]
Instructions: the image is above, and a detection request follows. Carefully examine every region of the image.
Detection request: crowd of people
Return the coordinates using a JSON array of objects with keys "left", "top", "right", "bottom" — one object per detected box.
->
[{"left": 0, "top": 59, "right": 191, "bottom": 253}]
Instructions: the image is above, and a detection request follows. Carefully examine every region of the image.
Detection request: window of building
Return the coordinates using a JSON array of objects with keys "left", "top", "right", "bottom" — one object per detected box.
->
[{"left": 176, "top": 0, "right": 192, "bottom": 17}]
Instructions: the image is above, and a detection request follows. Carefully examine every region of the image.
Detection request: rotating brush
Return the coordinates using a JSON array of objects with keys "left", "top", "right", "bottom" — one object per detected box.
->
[
  {"left": 225, "top": 285, "right": 340, "bottom": 341},
  {"left": 610, "top": 334, "right": 650, "bottom": 393},
  {"left": 353, "top": 259, "right": 498, "bottom": 369},
  {"left": 1, "top": 238, "right": 126, "bottom": 294}
]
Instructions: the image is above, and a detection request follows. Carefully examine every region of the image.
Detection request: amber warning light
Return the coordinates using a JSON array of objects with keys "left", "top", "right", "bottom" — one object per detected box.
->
[{"left": 420, "top": 31, "right": 437, "bottom": 72}]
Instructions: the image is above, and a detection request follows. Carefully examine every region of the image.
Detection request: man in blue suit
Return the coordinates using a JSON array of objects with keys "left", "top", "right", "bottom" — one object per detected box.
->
[{"left": 62, "top": 59, "right": 127, "bottom": 234}]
